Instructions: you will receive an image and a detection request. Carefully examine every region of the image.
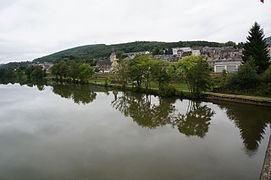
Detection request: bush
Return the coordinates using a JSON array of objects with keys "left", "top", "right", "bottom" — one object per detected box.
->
[
  {"left": 261, "top": 65, "right": 271, "bottom": 83},
  {"left": 256, "top": 83, "right": 271, "bottom": 96},
  {"left": 158, "top": 85, "right": 176, "bottom": 97},
  {"left": 227, "top": 60, "right": 260, "bottom": 91}
]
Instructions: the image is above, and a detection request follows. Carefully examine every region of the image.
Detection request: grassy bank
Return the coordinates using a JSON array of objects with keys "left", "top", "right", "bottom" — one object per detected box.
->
[{"left": 88, "top": 78, "right": 271, "bottom": 107}]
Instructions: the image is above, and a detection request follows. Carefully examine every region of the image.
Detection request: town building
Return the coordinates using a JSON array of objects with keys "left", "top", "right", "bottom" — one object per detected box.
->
[
  {"left": 172, "top": 47, "right": 201, "bottom": 57},
  {"left": 200, "top": 46, "right": 243, "bottom": 65},
  {"left": 213, "top": 60, "right": 242, "bottom": 73},
  {"left": 125, "top": 51, "right": 150, "bottom": 60},
  {"left": 154, "top": 55, "right": 180, "bottom": 62},
  {"left": 96, "top": 52, "right": 119, "bottom": 73},
  {"left": 120, "top": 46, "right": 244, "bottom": 73},
  {"left": 110, "top": 52, "right": 119, "bottom": 70},
  {"left": 35, "top": 62, "right": 53, "bottom": 72},
  {"left": 96, "top": 60, "right": 112, "bottom": 73}
]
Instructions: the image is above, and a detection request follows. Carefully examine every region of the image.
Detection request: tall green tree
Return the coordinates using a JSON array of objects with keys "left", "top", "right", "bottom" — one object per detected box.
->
[
  {"left": 114, "top": 61, "right": 130, "bottom": 88},
  {"left": 151, "top": 60, "right": 173, "bottom": 89},
  {"left": 128, "top": 55, "right": 153, "bottom": 89},
  {"left": 242, "top": 22, "right": 270, "bottom": 73},
  {"left": 79, "top": 63, "right": 95, "bottom": 82},
  {"left": 176, "top": 56, "right": 212, "bottom": 96},
  {"left": 25, "top": 65, "right": 46, "bottom": 81},
  {"left": 67, "top": 61, "right": 80, "bottom": 81}
]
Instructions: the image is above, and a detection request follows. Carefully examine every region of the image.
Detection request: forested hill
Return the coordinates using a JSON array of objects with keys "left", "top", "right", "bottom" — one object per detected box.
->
[{"left": 33, "top": 41, "right": 230, "bottom": 64}]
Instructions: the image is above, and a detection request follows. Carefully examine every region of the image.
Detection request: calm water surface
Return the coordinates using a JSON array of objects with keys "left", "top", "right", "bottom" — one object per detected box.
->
[{"left": 0, "top": 83, "right": 271, "bottom": 180}]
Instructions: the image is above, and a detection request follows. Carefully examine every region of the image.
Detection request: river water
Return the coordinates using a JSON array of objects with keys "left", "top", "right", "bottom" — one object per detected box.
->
[{"left": 0, "top": 83, "right": 270, "bottom": 180}]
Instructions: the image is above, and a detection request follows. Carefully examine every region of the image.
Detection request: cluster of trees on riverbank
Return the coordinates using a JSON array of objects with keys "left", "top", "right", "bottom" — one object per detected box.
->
[
  {"left": 51, "top": 61, "right": 95, "bottom": 83},
  {"left": 0, "top": 65, "right": 46, "bottom": 84},
  {"left": 111, "top": 55, "right": 211, "bottom": 97},
  {"left": 214, "top": 23, "right": 271, "bottom": 96}
]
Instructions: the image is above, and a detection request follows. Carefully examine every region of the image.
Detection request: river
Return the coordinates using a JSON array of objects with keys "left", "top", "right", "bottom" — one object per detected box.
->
[{"left": 0, "top": 83, "right": 270, "bottom": 180}]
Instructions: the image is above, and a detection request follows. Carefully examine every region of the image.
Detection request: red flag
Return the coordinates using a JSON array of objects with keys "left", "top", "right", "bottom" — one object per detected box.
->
[{"left": 261, "top": 0, "right": 264, "bottom": 3}]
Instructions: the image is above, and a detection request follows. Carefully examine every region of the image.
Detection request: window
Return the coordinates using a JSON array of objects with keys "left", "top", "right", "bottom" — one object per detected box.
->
[
  {"left": 227, "top": 65, "right": 238, "bottom": 73},
  {"left": 215, "top": 65, "right": 225, "bottom": 73}
]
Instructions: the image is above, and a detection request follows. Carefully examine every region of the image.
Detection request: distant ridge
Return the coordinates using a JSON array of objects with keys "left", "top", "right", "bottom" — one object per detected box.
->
[{"left": 33, "top": 41, "right": 228, "bottom": 65}]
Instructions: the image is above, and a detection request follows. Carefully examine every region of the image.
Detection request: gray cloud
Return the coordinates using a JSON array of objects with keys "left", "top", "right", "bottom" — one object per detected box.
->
[{"left": 0, "top": 0, "right": 270, "bottom": 63}]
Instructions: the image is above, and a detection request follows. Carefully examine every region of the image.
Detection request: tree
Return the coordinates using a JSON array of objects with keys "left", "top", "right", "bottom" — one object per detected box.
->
[
  {"left": 128, "top": 55, "right": 153, "bottom": 89},
  {"left": 0, "top": 68, "right": 17, "bottom": 83},
  {"left": 228, "top": 59, "right": 260, "bottom": 90},
  {"left": 261, "top": 64, "right": 271, "bottom": 83},
  {"left": 151, "top": 60, "right": 173, "bottom": 89},
  {"left": 67, "top": 61, "right": 80, "bottom": 81},
  {"left": 176, "top": 56, "right": 212, "bottom": 96},
  {"left": 25, "top": 65, "right": 46, "bottom": 81},
  {"left": 51, "top": 61, "right": 94, "bottom": 83},
  {"left": 51, "top": 61, "right": 68, "bottom": 79},
  {"left": 259, "top": 65, "right": 271, "bottom": 96},
  {"left": 242, "top": 22, "right": 270, "bottom": 74},
  {"left": 79, "top": 63, "right": 95, "bottom": 82},
  {"left": 224, "top": 41, "right": 237, "bottom": 47},
  {"left": 114, "top": 60, "right": 130, "bottom": 88},
  {"left": 30, "top": 66, "right": 46, "bottom": 80}
]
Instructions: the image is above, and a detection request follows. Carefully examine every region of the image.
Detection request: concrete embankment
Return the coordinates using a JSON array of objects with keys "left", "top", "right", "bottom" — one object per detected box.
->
[
  {"left": 205, "top": 92, "right": 271, "bottom": 107},
  {"left": 261, "top": 134, "right": 271, "bottom": 180}
]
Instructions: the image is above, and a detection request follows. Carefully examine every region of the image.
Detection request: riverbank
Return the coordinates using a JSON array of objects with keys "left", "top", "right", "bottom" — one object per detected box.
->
[
  {"left": 261, "top": 135, "right": 271, "bottom": 180},
  {"left": 88, "top": 80, "right": 271, "bottom": 107}
]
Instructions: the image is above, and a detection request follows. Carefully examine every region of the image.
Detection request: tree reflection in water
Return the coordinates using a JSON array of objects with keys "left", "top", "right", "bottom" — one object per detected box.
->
[
  {"left": 174, "top": 102, "right": 215, "bottom": 138},
  {"left": 51, "top": 83, "right": 97, "bottom": 105},
  {"left": 112, "top": 92, "right": 215, "bottom": 137},
  {"left": 4, "top": 80, "right": 268, "bottom": 154},
  {"left": 111, "top": 92, "right": 271, "bottom": 153},
  {"left": 0, "top": 79, "right": 47, "bottom": 91},
  {"left": 218, "top": 102, "right": 271, "bottom": 155},
  {"left": 112, "top": 92, "right": 176, "bottom": 128}
]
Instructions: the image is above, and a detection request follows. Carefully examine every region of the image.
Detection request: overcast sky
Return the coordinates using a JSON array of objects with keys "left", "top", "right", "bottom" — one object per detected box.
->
[{"left": 0, "top": 0, "right": 270, "bottom": 63}]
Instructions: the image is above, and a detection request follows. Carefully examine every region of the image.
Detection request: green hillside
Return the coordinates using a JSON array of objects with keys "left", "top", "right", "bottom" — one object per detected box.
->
[{"left": 33, "top": 41, "right": 228, "bottom": 65}]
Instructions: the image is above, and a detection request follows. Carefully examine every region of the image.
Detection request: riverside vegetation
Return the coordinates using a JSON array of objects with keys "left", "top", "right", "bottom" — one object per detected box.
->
[{"left": 1, "top": 22, "right": 271, "bottom": 99}]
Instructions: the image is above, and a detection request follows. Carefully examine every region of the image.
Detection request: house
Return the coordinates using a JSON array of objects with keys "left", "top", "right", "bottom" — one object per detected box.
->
[
  {"left": 154, "top": 54, "right": 180, "bottom": 62},
  {"left": 200, "top": 47, "right": 242, "bottom": 61},
  {"left": 35, "top": 62, "right": 53, "bottom": 72},
  {"left": 172, "top": 47, "right": 201, "bottom": 58},
  {"left": 96, "top": 52, "right": 119, "bottom": 73},
  {"left": 172, "top": 47, "right": 191, "bottom": 57},
  {"left": 214, "top": 60, "right": 242, "bottom": 73},
  {"left": 96, "top": 60, "right": 112, "bottom": 73},
  {"left": 125, "top": 51, "right": 150, "bottom": 60}
]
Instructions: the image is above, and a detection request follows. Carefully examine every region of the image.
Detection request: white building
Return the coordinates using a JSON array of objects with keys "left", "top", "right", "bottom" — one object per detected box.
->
[
  {"left": 110, "top": 52, "right": 118, "bottom": 70},
  {"left": 125, "top": 51, "right": 150, "bottom": 60},
  {"left": 192, "top": 50, "right": 201, "bottom": 56},
  {"left": 214, "top": 60, "right": 242, "bottom": 73},
  {"left": 172, "top": 47, "right": 191, "bottom": 56},
  {"left": 172, "top": 47, "right": 201, "bottom": 57}
]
